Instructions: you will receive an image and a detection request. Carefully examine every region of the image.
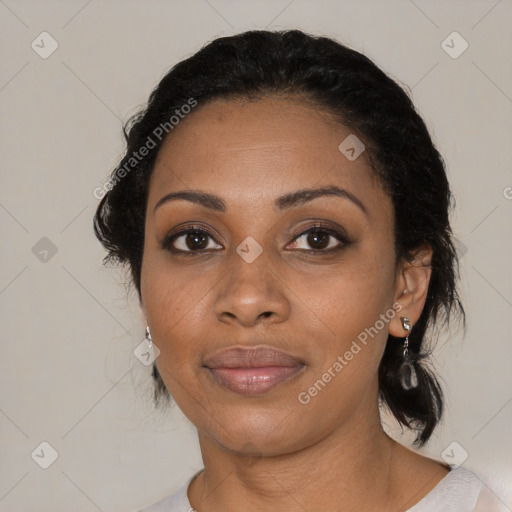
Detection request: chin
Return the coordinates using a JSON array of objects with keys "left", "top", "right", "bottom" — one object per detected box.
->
[{"left": 196, "top": 403, "right": 314, "bottom": 457}]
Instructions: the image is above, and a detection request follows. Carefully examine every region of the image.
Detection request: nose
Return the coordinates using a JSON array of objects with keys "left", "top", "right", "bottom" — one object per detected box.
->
[{"left": 213, "top": 248, "right": 291, "bottom": 328}]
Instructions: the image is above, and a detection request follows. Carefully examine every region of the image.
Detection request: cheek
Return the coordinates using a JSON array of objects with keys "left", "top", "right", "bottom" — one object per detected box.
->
[
  {"left": 289, "top": 260, "right": 396, "bottom": 435},
  {"left": 141, "top": 226, "right": 217, "bottom": 326},
  {"left": 140, "top": 251, "right": 220, "bottom": 396},
  {"left": 141, "top": 260, "right": 206, "bottom": 344},
  {"left": 287, "top": 250, "right": 397, "bottom": 415},
  {"left": 289, "top": 246, "right": 396, "bottom": 345}
]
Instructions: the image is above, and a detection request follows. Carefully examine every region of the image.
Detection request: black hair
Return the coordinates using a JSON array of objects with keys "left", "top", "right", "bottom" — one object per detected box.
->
[{"left": 93, "top": 29, "right": 464, "bottom": 446}]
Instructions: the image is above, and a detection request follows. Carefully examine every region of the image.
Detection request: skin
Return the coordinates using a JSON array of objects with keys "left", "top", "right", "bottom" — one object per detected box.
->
[{"left": 140, "top": 96, "right": 449, "bottom": 512}]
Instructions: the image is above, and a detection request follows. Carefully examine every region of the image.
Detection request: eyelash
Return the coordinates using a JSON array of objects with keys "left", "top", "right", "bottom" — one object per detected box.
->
[{"left": 161, "top": 223, "right": 350, "bottom": 256}]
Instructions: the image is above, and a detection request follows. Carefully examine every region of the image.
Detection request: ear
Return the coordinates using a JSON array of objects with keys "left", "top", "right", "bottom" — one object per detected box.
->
[{"left": 388, "top": 244, "right": 433, "bottom": 338}]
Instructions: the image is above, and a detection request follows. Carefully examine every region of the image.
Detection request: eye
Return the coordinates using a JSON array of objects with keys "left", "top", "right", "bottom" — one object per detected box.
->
[
  {"left": 162, "top": 223, "right": 349, "bottom": 255},
  {"left": 162, "top": 226, "right": 222, "bottom": 253},
  {"left": 287, "top": 225, "right": 348, "bottom": 253}
]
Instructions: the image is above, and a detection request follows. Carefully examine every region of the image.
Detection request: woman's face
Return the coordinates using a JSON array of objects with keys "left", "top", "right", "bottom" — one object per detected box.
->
[{"left": 141, "top": 96, "right": 406, "bottom": 457}]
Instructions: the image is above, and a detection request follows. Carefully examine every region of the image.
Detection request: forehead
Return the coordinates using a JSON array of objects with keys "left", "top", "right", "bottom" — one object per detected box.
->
[{"left": 148, "top": 96, "right": 388, "bottom": 214}]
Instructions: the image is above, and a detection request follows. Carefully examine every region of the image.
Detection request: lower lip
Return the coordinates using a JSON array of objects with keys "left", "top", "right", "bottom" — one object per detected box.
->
[{"left": 206, "top": 365, "right": 304, "bottom": 395}]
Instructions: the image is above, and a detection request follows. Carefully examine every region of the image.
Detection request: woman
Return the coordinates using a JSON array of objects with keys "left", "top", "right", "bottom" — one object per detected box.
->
[{"left": 94, "top": 29, "right": 503, "bottom": 511}]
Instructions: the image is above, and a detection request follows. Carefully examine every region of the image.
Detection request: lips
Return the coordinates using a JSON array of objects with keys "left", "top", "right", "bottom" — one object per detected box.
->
[{"left": 203, "top": 346, "right": 305, "bottom": 395}]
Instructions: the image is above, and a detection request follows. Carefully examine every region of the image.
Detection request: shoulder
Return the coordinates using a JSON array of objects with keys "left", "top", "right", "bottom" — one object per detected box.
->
[
  {"left": 135, "top": 471, "right": 200, "bottom": 512},
  {"left": 472, "top": 476, "right": 511, "bottom": 512},
  {"left": 407, "top": 466, "right": 507, "bottom": 512}
]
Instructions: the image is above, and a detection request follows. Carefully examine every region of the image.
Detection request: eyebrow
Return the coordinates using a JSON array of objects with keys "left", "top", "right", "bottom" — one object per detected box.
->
[{"left": 153, "top": 185, "right": 367, "bottom": 215}]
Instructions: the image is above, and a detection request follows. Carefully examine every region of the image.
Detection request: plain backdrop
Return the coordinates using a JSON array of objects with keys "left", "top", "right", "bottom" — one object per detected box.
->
[{"left": 1, "top": 1, "right": 511, "bottom": 511}]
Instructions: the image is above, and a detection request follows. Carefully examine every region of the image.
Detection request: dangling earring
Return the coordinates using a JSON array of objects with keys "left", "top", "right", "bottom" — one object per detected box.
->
[
  {"left": 399, "top": 317, "right": 418, "bottom": 390},
  {"left": 145, "top": 326, "right": 153, "bottom": 352}
]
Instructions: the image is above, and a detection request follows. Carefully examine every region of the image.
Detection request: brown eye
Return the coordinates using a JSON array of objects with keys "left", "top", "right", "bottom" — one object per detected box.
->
[
  {"left": 164, "top": 228, "right": 223, "bottom": 253},
  {"left": 306, "top": 230, "right": 330, "bottom": 250},
  {"left": 184, "top": 231, "right": 209, "bottom": 250},
  {"left": 288, "top": 226, "right": 348, "bottom": 253}
]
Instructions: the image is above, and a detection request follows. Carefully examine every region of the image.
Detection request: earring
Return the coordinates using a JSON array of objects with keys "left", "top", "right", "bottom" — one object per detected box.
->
[
  {"left": 399, "top": 317, "right": 418, "bottom": 390},
  {"left": 401, "top": 317, "right": 411, "bottom": 357},
  {"left": 145, "top": 326, "right": 153, "bottom": 352}
]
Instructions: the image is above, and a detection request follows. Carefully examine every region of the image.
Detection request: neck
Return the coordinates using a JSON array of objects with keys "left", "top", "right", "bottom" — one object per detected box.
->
[{"left": 188, "top": 400, "right": 405, "bottom": 511}]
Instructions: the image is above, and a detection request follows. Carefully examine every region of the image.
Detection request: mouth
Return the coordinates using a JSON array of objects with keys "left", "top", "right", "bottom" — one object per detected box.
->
[{"left": 203, "top": 346, "right": 306, "bottom": 396}]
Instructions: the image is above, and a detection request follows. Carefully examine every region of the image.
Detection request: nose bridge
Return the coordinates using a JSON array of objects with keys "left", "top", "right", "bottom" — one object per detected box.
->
[
  {"left": 227, "top": 210, "right": 275, "bottom": 279},
  {"left": 232, "top": 237, "right": 273, "bottom": 289},
  {"left": 213, "top": 234, "right": 289, "bottom": 326}
]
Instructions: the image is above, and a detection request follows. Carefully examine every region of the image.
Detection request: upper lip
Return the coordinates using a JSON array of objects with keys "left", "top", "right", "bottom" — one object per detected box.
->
[{"left": 203, "top": 345, "right": 305, "bottom": 369}]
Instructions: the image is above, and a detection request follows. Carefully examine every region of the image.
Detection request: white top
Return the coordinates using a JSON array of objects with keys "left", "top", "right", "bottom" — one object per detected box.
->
[{"left": 136, "top": 466, "right": 508, "bottom": 511}]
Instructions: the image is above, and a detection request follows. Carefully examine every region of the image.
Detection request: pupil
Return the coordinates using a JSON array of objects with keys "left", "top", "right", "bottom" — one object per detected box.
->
[
  {"left": 186, "top": 232, "right": 208, "bottom": 250},
  {"left": 308, "top": 231, "right": 328, "bottom": 249}
]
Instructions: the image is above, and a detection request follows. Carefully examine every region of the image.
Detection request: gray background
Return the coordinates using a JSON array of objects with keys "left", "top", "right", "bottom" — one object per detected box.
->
[{"left": 1, "top": 0, "right": 511, "bottom": 510}]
